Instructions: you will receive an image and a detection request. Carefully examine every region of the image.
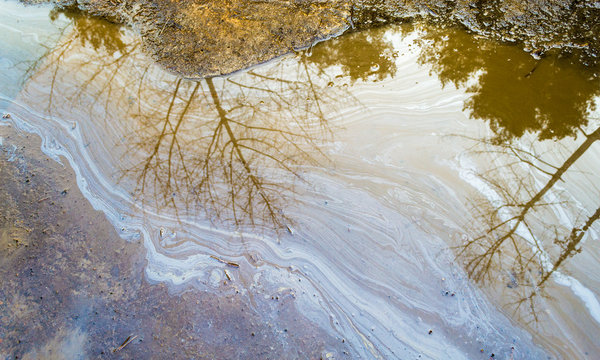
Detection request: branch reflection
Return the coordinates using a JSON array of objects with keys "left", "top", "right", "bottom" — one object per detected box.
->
[
  {"left": 126, "top": 68, "right": 338, "bottom": 230},
  {"left": 457, "top": 126, "right": 600, "bottom": 321}
]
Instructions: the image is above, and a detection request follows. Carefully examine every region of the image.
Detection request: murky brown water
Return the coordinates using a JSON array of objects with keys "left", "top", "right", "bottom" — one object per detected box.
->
[{"left": 1, "top": 1, "right": 599, "bottom": 358}]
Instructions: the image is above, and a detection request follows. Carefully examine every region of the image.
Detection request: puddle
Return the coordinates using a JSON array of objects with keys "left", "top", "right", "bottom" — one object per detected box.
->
[{"left": 1, "top": 1, "right": 599, "bottom": 358}]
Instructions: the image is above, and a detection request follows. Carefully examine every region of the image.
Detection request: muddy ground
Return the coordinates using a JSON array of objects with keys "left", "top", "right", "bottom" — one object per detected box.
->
[
  {"left": 0, "top": 123, "right": 350, "bottom": 359},
  {"left": 22, "top": 0, "right": 600, "bottom": 77}
]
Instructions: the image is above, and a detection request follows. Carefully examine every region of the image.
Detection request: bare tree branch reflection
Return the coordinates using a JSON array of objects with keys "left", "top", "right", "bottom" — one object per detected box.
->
[
  {"left": 457, "top": 126, "right": 600, "bottom": 322},
  {"left": 29, "top": 11, "right": 355, "bottom": 232},
  {"left": 121, "top": 56, "right": 345, "bottom": 230},
  {"left": 542, "top": 207, "right": 600, "bottom": 285}
]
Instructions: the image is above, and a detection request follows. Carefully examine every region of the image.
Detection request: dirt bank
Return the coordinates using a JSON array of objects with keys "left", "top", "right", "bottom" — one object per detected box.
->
[{"left": 23, "top": 0, "right": 600, "bottom": 77}]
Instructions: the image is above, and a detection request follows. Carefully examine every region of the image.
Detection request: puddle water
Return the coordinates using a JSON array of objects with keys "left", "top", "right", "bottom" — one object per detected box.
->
[{"left": 1, "top": 1, "right": 599, "bottom": 358}]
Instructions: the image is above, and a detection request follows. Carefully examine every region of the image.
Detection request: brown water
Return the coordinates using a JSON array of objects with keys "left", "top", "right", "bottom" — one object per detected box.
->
[{"left": 1, "top": 1, "right": 599, "bottom": 358}]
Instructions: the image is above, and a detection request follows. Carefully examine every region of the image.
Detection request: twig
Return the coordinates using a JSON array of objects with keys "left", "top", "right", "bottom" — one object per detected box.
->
[
  {"left": 210, "top": 255, "right": 240, "bottom": 268},
  {"left": 113, "top": 335, "right": 138, "bottom": 353}
]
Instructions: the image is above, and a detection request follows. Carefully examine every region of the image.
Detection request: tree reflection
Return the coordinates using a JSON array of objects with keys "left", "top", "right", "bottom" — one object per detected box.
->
[
  {"left": 49, "top": 8, "right": 127, "bottom": 56},
  {"left": 417, "top": 25, "right": 600, "bottom": 142},
  {"left": 126, "top": 67, "right": 339, "bottom": 230},
  {"left": 32, "top": 11, "right": 353, "bottom": 231},
  {"left": 306, "top": 26, "right": 397, "bottom": 82},
  {"left": 457, "top": 126, "right": 600, "bottom": 321},
  {"left": 412, "top": 24, "right": 600, "bottom": 320}
]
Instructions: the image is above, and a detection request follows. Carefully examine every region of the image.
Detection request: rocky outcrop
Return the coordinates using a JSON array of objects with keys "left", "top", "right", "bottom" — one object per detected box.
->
[{"left": 23, "top": 0, "right": 600, "bottom": 77}]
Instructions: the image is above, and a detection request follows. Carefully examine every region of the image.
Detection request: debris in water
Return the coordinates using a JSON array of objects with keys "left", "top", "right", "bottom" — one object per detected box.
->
[
  {"left": 424, "top": 5, "right": 437, "bottom": 16},
  {"left": 113, "top": 335, "right": 138, "bottom": 352},
  {"left": 524, "top": 62, "right": 540, "bottom": 78},
  {"left": 210, "top": 255, "right": 240, "bottom": 268},
  {"left": 2, "top": 113, "right": 10, "bottom": 119}
]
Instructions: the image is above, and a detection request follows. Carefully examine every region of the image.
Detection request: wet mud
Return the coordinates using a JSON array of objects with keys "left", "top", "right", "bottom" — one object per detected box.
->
[
  {"left": 0, "top": 125, "right": 350, "bottom": 359},
  {"left": 22, "top": 0, "right": 600, "bottom": 77}
]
